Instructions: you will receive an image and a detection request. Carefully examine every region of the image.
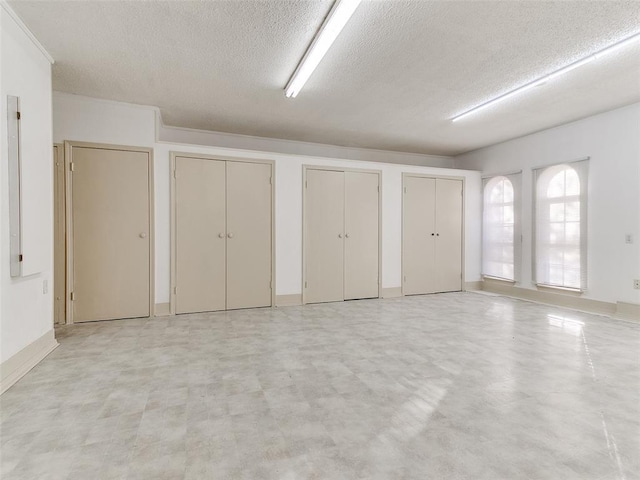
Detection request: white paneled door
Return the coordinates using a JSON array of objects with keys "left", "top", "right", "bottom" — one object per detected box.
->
[
  {"left": 305, "top": 168, "right": 380, "bottom": 304},
  {"left": 403, "top": 175, "right": 463, "bottom": 295}
]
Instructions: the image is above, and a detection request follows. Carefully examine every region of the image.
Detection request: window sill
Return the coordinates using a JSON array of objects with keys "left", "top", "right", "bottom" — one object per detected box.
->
[
  {"left": 482, "top": 275, "right": 516, "bottom": 286},
  {"left": 535, "top": 284, "right": 584, "bottom": 296}
]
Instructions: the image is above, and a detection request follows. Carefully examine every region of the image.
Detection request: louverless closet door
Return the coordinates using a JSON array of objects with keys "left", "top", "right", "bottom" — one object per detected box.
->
[
  {"left": 175, "top": 157, "right": 226, "bottom": 314},
  {"left": 71, "top": 147, "right": 151, "bottom": 322},
  {"left": 344, "top": 171, "right": 379, "bottom": 300},
  {"left": 435, "top": 179, "right": 463, "bottom": 292},
  {"left": 226, "top": 161, "right": 272, "bottom": 310},
  {"left": 305, "top": 169, "right": 345, "bottom": 304},
  {"left": 403, "top": 176, "right": 437, "bottom": 295}
]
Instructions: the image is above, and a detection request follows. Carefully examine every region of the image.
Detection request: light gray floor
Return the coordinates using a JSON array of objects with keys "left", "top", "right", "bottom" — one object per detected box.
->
[{"left": 1, "top": 292, "right": 638, "bottom": 480}]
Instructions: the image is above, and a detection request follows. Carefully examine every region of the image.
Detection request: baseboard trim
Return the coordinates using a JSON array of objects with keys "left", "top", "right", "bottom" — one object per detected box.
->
[
  {"left": 464, "top": 281, "right": 483, "bottom": 291},
  {"left": 276, "top": 294, "right": 302, "bottom": 307},
  {"left": 615, "top": 302, "right": 640, "bottom": 322},
  {"left": 1, "top": 330, "right": 58, "bottom": 395},
  {"left": 481, "top": 281, "right": 618, "bottom": 317},
  {"left": 381, "top": 287, "right": 402, "bottom": 298},
  {"left": 154, "top": 302, "right": 171, "bottom": 316}
]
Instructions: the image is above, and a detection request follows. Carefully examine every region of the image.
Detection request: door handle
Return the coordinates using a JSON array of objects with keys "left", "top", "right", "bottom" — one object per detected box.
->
[
  {"left": 345, "top": 233, "right": 350, "bottom": 238},
  {"left": 436, "top": 233, "right": 440, "bottom": 236},
  {"left": 139, "top": 232, "right": 147, "bottom": 238},
  {"left": 338, "top": 233, "right": 343, "bottom": 238},
  {"left": 218, "top": 233, "right": 225, "bottom": 239},
  {"left": 227, "top": 233, "right": 234, "bottom": 239},
  {"left": 431, "top": 233, "right": 434, "bottom": 236}
]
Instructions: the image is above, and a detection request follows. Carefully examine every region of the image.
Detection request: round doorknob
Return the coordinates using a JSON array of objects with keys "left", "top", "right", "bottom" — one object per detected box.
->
[
  {"left": 338, "top": 233, "right": 343, "bottom": 238},
  {"left": 139, "top": 232, "right": 147, "bottom": 238},
  {"left": 431, "top": 233, "right": 435, "bottom": 236},
  {"left": 218, "top": 233, "right": 225, "bottom": 238},
  {"left": 345, "top": 233, "right": 350, "bottom": 238},
  {"left": 227, "top": 233, "right": 234, "bottom": 238},
  {"left": 436, "top": 233, "right": 440, "bottom": 236}
]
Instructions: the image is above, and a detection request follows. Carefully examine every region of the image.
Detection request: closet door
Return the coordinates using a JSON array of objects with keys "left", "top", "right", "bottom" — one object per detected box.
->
[
  {"left": 71, "top": 146, "right": 151, "bottom": 322},
  {"left": 226, "top": 161, "right": 272, "bottom": 310},
  {"left": 403, "top": 176, "right": 437, "bottom": 295},
  {"left": 175, "top": 157, "right": 226, "bottom": 314},
  {"left": 435, "top": 179, "right": 463, "bottom": 292},
  {"left": 344, "top": 171, "right": 379, "bottom": 300},
  {"left": 305, "top": 169, "right": 345, "bottom": 304}
]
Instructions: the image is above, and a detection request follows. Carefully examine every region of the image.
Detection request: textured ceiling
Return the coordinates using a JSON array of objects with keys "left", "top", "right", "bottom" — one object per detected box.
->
[{"left": 10, "top": 0, "right": 640, "bottom": 156}]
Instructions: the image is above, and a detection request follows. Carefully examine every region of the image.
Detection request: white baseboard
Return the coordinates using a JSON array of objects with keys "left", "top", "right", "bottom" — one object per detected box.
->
[
  {"left": 275, "top": 294, "right": 302, "bottom": 306},
  {"left": 479, "top": 280, "right": 640, "bottom": 321},
  {"left": 154, "top": 302, "right": 171, "bottom": 316},
  {"left": 381, "top": 287, "right": 402, "bottom": 298},
  {"left": 464, "top": 281, "right": 483, "bottom": 291},
  {"left": 1, "top": 330, "right": 58, "bottom": 395},
  {"left": 615, "top": 302, "right": 640, "bottom": 322}
]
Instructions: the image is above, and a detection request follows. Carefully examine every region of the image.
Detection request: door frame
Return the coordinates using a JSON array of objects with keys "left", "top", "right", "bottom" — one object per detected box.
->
[
  {"left": 401, "top": 172, "right": 466, "bottom": 297},
  {"left": 65, "top": 141, "right": 155, "bottom": 324},
  {"left": 302, "top": 165, "right": 382, "bottom": 305},
  {"left": 169, "top": 152, "right": 276, "bottom": 315},
  {"left": 53, "top": 143, "right": 66, "bottom": 324}
]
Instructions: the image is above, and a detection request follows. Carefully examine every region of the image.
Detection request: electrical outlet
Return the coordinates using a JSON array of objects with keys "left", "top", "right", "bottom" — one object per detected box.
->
[
  {"left": 634, "top": 279, "right": 640, "bottom": 290},
  {"left": 43, "top": 279, "right": 48, "bottom": 294}
]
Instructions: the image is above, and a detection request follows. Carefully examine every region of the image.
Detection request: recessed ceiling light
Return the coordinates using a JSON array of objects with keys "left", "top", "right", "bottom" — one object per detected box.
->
[
  {"left": 285, "top": 0, "right": 363, "bottom": 99},
  {"left": 452, "top": 31, "right": 640, "bottom": 123}
]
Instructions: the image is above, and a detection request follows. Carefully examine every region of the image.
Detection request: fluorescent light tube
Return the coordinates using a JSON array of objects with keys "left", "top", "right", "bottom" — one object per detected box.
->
[
  {"left": 285, "top": 0, "right": 362, "bottom": 98},
  {"left": 452, "top": 31, "right": 640, "bottom": 122}
]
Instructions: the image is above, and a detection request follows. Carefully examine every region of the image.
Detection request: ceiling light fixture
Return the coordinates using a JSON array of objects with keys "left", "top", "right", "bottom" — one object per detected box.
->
[
  {"left": 451, "top": 31, "right": 640, "bottom": 122},
  {"left": 285, "top": 0, "right": 362, "bottom": 98}
]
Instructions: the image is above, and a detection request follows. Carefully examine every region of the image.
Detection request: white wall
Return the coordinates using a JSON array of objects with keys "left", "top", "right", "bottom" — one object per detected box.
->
[
  {"left": 456, "top": 102, "right": 640, "bottom": 305},
  {"left": 53, "top": 93, "right": 482, "bottom": 304},
  {"left": 1, "top": 5, "right": 54, "bottom": 362}
]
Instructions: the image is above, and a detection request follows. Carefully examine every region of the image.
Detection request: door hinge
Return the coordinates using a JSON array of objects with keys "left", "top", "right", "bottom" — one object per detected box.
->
[
  {"left": 18, "top": 254, "right": 23, "bottom": 262},
  {"left": 173, "top": 170, "right": 176, "bottom": 179},
  {"left": 304, "top": 281, "right": 307, "bottom": 289},
  {"left": 269, "top": 176, "right": 272, "bottom": 185},
  {"left": 305, "top": 180, "right": 308, "bottom": 189},
  {"left": 70, "top": 292, "right": 75, "bottom": 301},
  {"left": 16, "top": 111, "right": 21, "bottom": 120},
  {"left": 403, "top": 186, "right": 407, "bottom": 194},
  {"left": 377, "top": 185, "right": 380, "bottom": 193},
  {"left": 70, "top": 162, "right": 75, "bottom": 172},
  {"left": 173, "top": 286, "right": 177, "bottom": 294},
  {"left": 269, "top": 280, "right": 272, "bottom": 289}
]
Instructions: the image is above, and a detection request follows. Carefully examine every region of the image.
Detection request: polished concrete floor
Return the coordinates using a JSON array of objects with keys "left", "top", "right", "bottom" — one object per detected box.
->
[{"left": 1, "top": 292, "right": 639, "bottom": 480}]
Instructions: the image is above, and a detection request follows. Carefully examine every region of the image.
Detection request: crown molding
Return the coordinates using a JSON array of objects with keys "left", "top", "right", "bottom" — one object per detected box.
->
[{"left": 1, "top": 0, "right": 54, "bottom": 64}]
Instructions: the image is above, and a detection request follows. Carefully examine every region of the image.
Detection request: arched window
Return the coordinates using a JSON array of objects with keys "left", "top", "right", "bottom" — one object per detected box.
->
[
  {"left": 535, "top": 163, "right": 586, "bottom": 290},
  {"left": 483, "top": 176, "right": 515, "bottom": 280}
]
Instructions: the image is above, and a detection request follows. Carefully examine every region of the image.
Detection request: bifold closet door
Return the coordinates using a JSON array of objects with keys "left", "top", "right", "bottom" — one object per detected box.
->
[
  {"left": 403, "top": 176, "right": 437, "bottom": 295},
  {"left": 226, "top": 161, "right": 272, "bottom": 310},
  {"left": 305, "top": 169, "right": 345, "bottom": 304},
  {"left": 435, "top": 179, "right": 463, "bottom": 292},
  {"left": 175, "top": 157, "right": 226, "bottom": 314},
  {"left": 71, "top": 147, "right": 150, "bottom": 322},
  {"left": 344, "top": 171, "right": 379, "bottom": 300}
]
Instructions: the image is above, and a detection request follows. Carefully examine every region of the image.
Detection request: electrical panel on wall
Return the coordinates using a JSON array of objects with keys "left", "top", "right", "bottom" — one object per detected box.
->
[{"left": 7, "top": 95, "right": 22, "bottom": 277}]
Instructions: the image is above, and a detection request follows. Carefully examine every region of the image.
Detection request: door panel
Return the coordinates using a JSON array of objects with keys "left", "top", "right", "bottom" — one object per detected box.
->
[
  {"left": 403, "top": 176, "right": 437, "bottom": 295},
  {"left": 305, "top": 170, "right": 345, "bottom": 304},
  {"left": 226, "top": 161, "right": 272, "bottom": 310},
  {"left": 53, "top": 145, "right": 65, "bottom": 324},
  {"left": 72, "top": 147, "right": 150, "bottom": 322},
  {"left": 435, "top": 179, "right": 463, "bottom": 292},
  {"left": 175, "top": 157, "right": 226, "bottom": 313},
  {"left": 344, "top": 171, "right": 379, "bottom": 300}
]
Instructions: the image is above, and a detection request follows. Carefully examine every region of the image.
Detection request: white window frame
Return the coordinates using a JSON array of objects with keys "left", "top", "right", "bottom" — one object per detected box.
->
[
  {"left": 533, "top": 159, "right": 588, "bottom": 292},
  {"left": 482, "top": 173, "right": 521, "bottom": 282}
]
